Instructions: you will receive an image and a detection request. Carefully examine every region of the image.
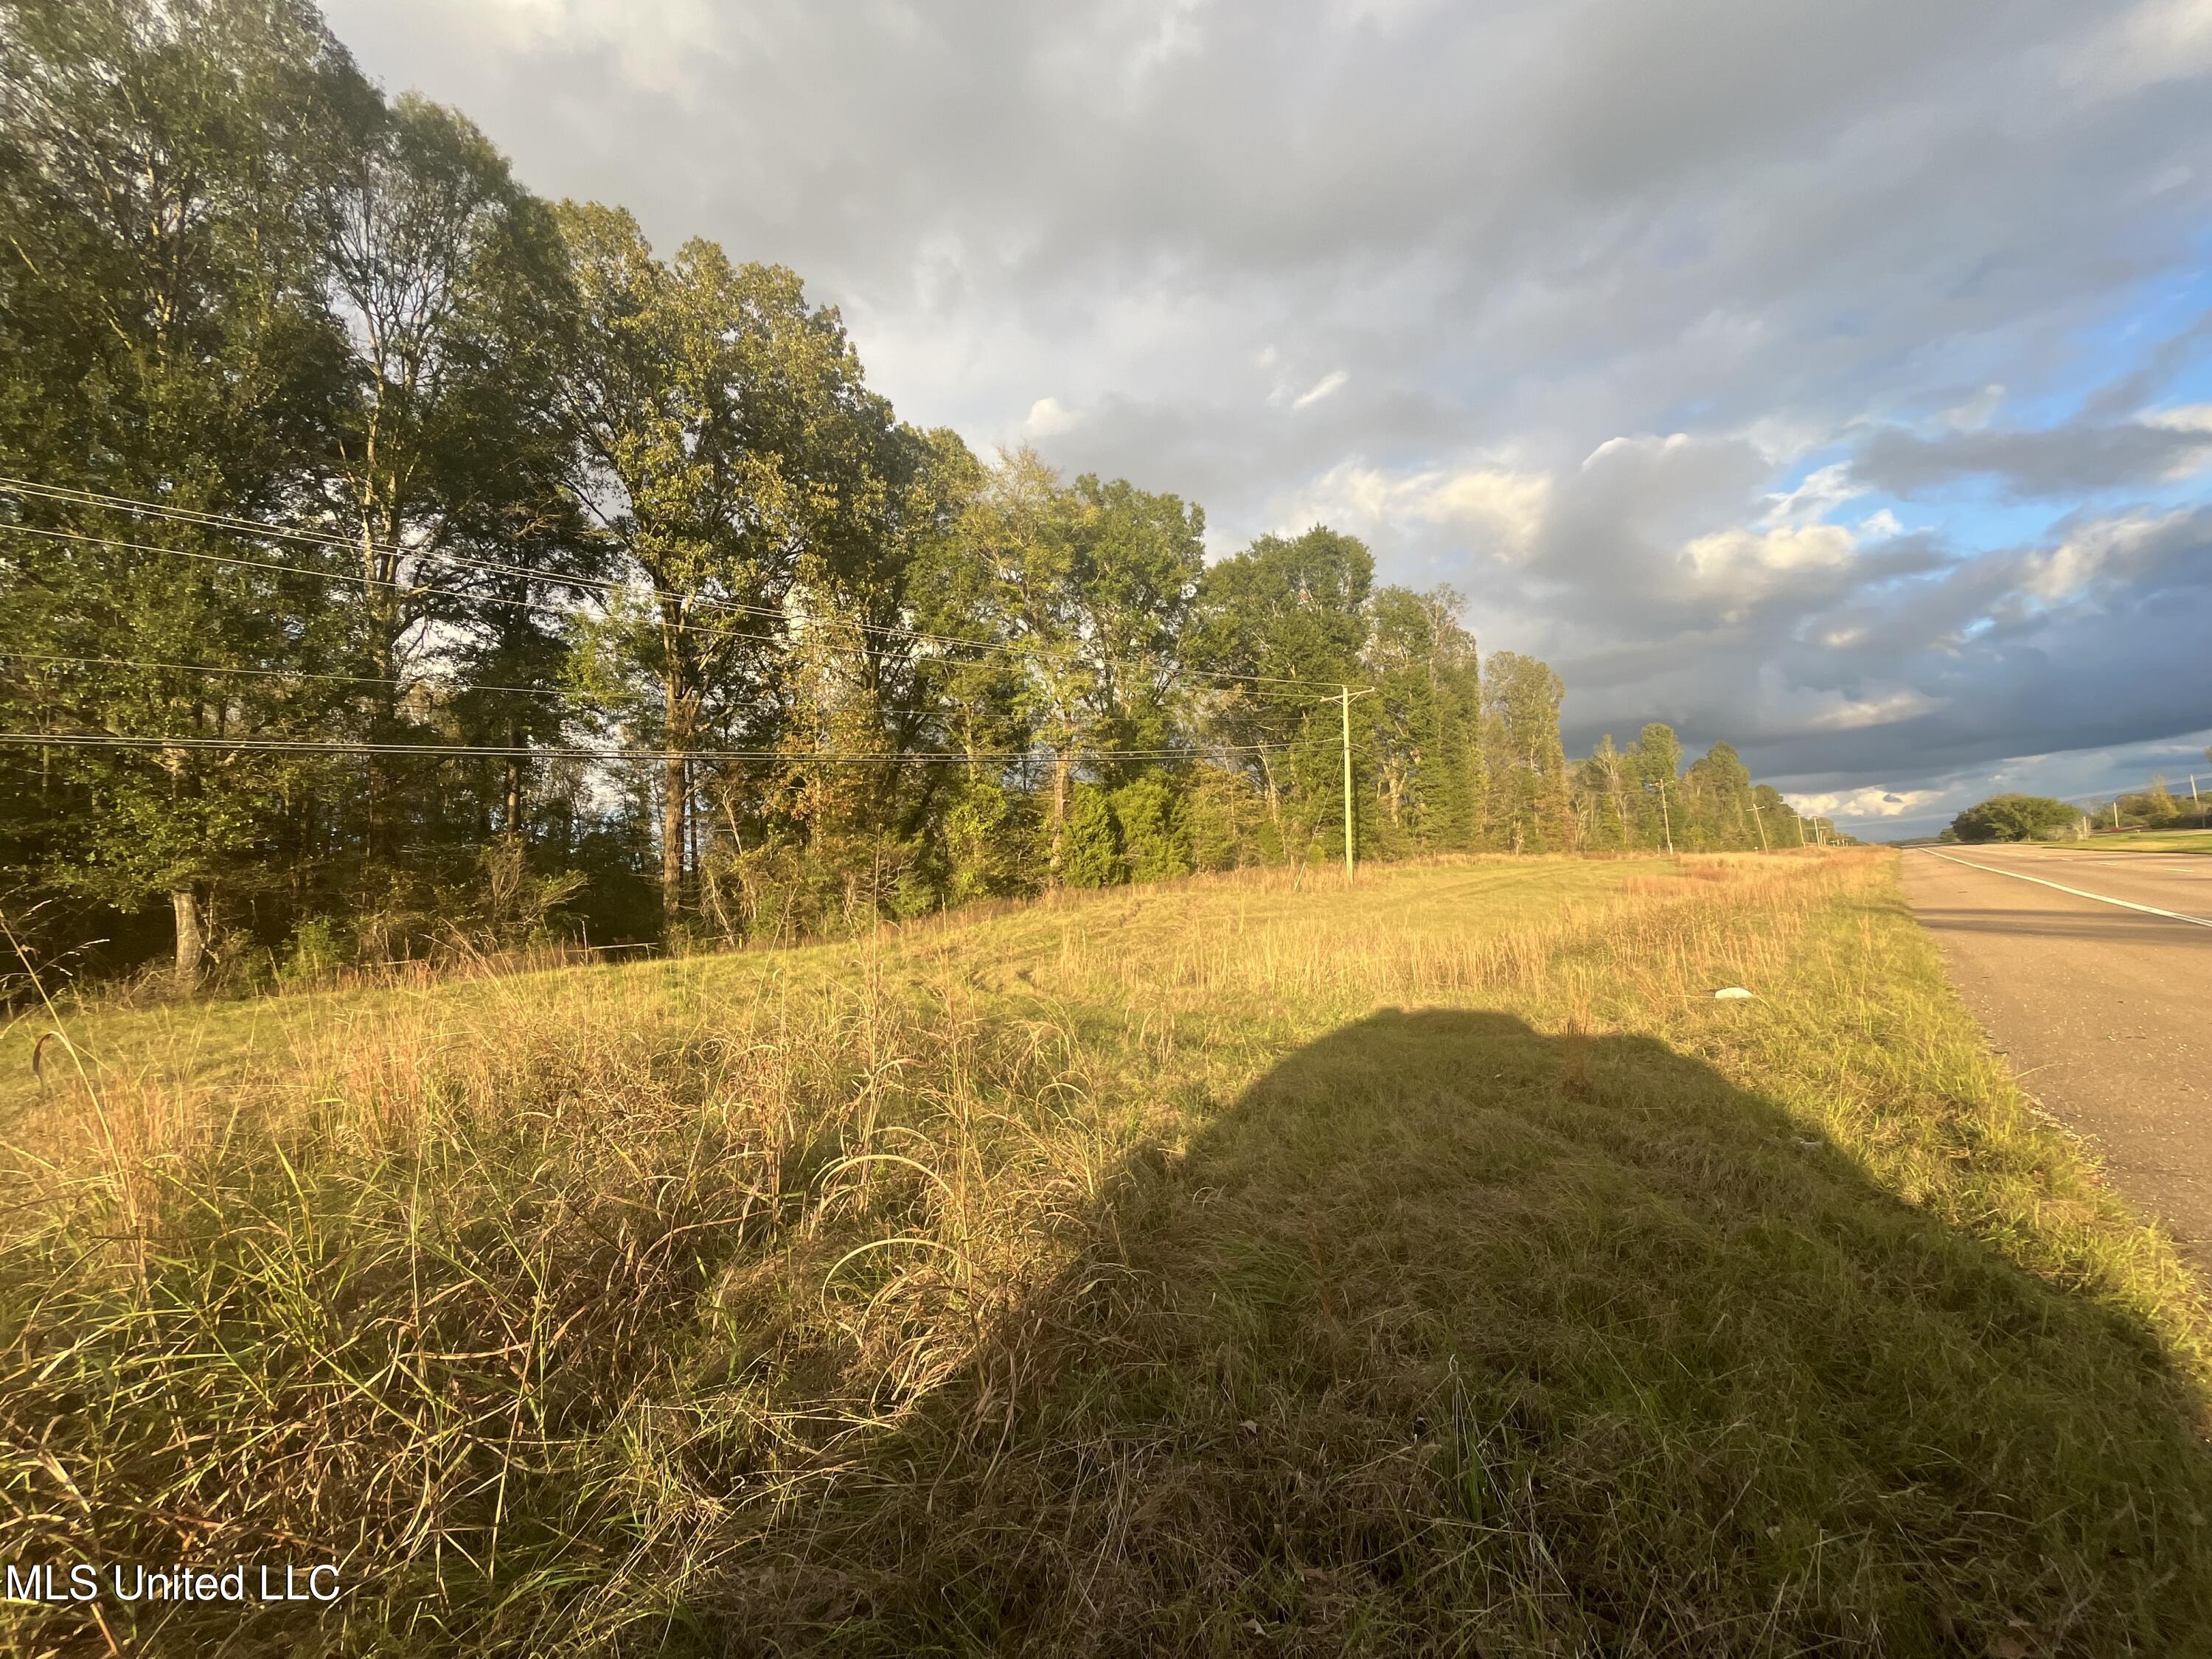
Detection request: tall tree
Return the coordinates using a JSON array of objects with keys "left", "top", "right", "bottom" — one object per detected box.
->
[
  {"left": 1189, "top": 526, "right": 1373, "bottom": 860},
  {"left": 317, "top": 92, "right": 588, "bottom": 853},
  {"left": 1480, "top": 650, "right": 1571, "bottom": 852},
  {"left": 554, "top": 204, "right": 895, "bottom": 931},
  {"left": 0, "top": 0, "right": 365, "bottom": 981},
  {"left": 1364, "top": 585, "right": 1481, "bottom": 852},
  {"left": 1630, "top": 722, "right": 1684, "bottom": 852}
]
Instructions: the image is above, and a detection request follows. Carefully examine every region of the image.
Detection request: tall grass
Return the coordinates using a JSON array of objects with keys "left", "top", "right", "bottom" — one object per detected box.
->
[{"left": 2, "top": 852, "right": 2207, "bottom": 1655}]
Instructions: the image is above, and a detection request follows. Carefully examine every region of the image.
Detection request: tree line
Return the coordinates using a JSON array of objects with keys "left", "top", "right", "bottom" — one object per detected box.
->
[{"left": 0, "top": 0, "right": 1827, "bottom": 989}]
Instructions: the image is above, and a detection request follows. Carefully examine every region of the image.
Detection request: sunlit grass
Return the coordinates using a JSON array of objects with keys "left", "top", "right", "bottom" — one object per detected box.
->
[{"left": 3, "top": 850, "right": 2208, "bottom": 1655}]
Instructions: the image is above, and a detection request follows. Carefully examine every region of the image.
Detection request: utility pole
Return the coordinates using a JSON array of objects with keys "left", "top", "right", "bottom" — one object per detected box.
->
[
  {"left": 1645, "top": 779, "right": 1674, "bottom": 854},
  {"left": 1342, "top": 685, "right": 1355, "bottom": 880},
  {"left": 1749, "top": 796, "right": 1770, "bottom": 851},
  {"left": 2112, "top": 799, "right": 2121, "bottom": 831},
  {"left": 1338, "top": 686, "right": 1376, "bottom": 879}
]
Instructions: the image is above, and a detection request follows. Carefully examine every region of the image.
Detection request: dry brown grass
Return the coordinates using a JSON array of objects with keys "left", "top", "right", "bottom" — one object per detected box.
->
[{"left": 3, "top": 850, "right": 2208, "bottom": 1655}]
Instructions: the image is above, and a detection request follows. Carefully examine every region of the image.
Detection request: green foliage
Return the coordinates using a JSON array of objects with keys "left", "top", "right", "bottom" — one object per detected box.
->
[
  {"left": 941, "top": 779, "right": 1037, "bottom": 904},
  {"left": 278, "top": 915, "right": 349, "bottom": 986},
  {"left": 1060, "top": 784, "right": 1121, "bottom": 888},
  {"left": 1110, "top": 775, "right": 1191, "bottom": 883},
  {"left": 1950, "top": 794, "right": 2082, "bottom": 843},
  {"left": 1183, "top": 763, "right": 1271, "bottom": 872}
]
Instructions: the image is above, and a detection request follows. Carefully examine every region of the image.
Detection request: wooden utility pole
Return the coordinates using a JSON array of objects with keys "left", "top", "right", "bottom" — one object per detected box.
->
[
  {"left": 1341, "top": 686, "right": 1354, "bottom": 879},
  {"left": 1749, "top": 796, "right": 1770, "bottom": 851},
  {"left": 1339, "top": 685, "right": 1377, "bottom": 880}
]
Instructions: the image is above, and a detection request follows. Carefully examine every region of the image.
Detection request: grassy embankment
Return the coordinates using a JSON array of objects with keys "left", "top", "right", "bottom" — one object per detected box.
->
[
  {"left": 2077, "top": 828, "right": 2212, "bottom": 853},
  {"left": 4, "top": 851, "right": 2211, "bottom": 1656}
]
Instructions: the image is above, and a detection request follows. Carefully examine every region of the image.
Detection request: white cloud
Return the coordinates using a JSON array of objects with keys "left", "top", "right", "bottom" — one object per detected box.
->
[
  {"left": 1760, "top": 462, "right": 1860, "bottom": 527},
  {"left": 2144, "top": 403, "right": 2212, "bottom": 433},
  {"left": 1023, "top": 396, "right": 1080, "bottom": 437},
  {"left": 1787, "top": 785, "right": 1944, "bottom": 819},
  {"left": 1805, "top": 689, "right": 1938, "bottom": 731},
  {"left": 1683, "top": 522, "right": 1856, "bottom": 580},
  {"left": 1286, "top": 459, "right": 1552, "bottom": 557},
  {"left": 2020, "top": 508, "right": 2186, "bottom": 601},
  {"left": 1290, "top": 369, "right": 1350, "bottom": 410},
  {"left": 1944, "top": 383, "right": 2005, "bottom": 431}
]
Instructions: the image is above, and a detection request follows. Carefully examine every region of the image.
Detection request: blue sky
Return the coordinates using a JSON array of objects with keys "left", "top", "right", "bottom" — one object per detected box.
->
[{"left": 320, "top": 0, "right": 2212, "bottom": 840}]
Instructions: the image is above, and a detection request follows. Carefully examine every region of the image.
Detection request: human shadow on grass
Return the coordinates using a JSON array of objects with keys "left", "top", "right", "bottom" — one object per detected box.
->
[{"left": 707, "top": 1010, "right": 2212, "bottom": 1658}]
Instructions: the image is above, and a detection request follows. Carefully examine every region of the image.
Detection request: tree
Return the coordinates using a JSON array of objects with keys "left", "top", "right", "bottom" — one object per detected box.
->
[
  {"left": 1628, "top": 723, "right": 1684, "bottom": 852},
  {"left": 1947, "top": 794, "right": 2080, "bottom": 843},
  {"left": 1683, "top": 741, "right": 1755, "bottom": 850},
  {"left": 1189, "top": 526, "right": 1373, "bottom": 860},
  {"left": 1481, "top": 651, "right": 1571, "bottom": 852},
  {"left": 928, "top": 451, "right": 1203, "bottom": 883},
  {"left": 1365, "top": 585, "right": 1481, "bottom": 853},
  {"left": 554, "top": 205, "right": 884, "bottom": 931},
  {"left": 317, "top": 93, "right": 590, "bottom": 855},
  {"left": 0, "top": 0, "right": 366, "bottom": 981}
]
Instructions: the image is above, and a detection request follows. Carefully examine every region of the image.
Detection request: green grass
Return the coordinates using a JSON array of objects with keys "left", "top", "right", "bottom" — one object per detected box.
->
[
  {"left": 2075, "top": 828, "right": 2212, "bottom": 853},
  {"left": 3, "top": 852, "right": 2209, "bottom": 1656}
]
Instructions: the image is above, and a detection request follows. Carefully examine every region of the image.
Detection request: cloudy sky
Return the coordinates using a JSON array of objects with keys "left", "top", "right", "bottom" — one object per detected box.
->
[{"left": 323, "top": 0, "right": 2212, "bottom": 838}]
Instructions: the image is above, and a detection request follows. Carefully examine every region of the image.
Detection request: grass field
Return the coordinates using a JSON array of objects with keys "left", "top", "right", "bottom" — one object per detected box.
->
[
  {"left": 5, "top": 851, "right": 2211, "bottom": 1656},
  {"left": 2080, "top": 827, "right": 2212, "bottom": 853}
]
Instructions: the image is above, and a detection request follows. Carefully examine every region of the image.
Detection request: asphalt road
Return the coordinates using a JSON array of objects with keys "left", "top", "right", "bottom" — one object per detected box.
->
[{"left": 1901, "top": 844, "right": 2212, "bottom": 1264}]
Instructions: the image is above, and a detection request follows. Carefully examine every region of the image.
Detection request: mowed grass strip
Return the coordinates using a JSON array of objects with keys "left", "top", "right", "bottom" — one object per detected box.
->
[{"left": 2, "top": 852, "right": 2208, "bottom": 1657}]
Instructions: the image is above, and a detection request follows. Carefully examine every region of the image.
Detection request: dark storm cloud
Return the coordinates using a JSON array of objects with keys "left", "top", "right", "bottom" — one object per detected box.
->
[
  {"left": 321, "top": 0, "right": 2212, "bottom": 824},
  {"left": 1852, "top": 420, "right": 2212, "bottom": 498}
]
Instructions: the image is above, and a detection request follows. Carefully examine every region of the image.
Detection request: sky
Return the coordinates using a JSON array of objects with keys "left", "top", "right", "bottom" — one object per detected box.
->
[{"left": 320, "top": 0, "right": 2212, "bottom": 840}]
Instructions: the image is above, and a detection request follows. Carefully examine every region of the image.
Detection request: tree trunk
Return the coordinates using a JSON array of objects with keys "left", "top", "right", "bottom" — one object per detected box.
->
[
  {"left": 1048, "top": 747, "right": 1071, "bottom": 883},
  {"left": 172, "top": 888, "right": 204, "bottom": 992},
  {"left": 504, "top": 717, "right": 523, "bottom": 836},
  {"left": 662, "top": 751, "right": 686, "bottom": 932}
]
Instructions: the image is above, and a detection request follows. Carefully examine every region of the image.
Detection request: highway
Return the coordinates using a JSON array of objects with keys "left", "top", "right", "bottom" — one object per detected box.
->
[{"left": 1901, "top": 844, "right": 2212, "bottom": 1265}]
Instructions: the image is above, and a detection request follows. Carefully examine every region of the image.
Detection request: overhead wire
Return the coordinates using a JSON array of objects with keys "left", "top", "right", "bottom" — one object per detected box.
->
[
  {"left": 0, "top": 476, "right": 1359, "bottom": 702},
  {"left": 0, "top": 730, "right": 1305, "bottom": 765}
]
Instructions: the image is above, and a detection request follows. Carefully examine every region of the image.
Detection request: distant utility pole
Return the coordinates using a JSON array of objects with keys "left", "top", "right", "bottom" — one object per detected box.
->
[
  {"left": 1340, "top": 686, "right": 1376, "bottom": 880},
  {"left": 1749, "top": 796, "right": 1770, "bottom": 851},
  {"left": 1645, "top": 779, "right": 1674, "bottom": 854},
  {"left": 2112, "top": 799, "right": 2122, "bottom": 831}
]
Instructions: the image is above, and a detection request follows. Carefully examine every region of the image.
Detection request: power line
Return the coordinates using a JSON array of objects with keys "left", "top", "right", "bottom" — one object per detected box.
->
[
  {"left": 0, "top": 651, "right": 906, "bottom": 720},
  {"left": 0, "top": 731, "right": 1304, "bottom": 765},
  {"left": 0, "top": 476, "right": 1354, "bottom": 700},
  {"left": 0, "top": 652, "right": 568, "bottom": 700}
]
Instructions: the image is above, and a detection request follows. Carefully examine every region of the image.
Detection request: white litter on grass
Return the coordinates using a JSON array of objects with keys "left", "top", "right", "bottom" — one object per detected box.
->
[{"left": 1713, "top": 987, "right": 1756, "bottom": 1001}]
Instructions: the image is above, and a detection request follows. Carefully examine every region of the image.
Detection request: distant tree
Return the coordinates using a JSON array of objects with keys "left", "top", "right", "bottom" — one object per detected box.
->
[
  {"left": 1060, "top": 783, "right": 1120, "bottom": 888},
  {"left": 1948, "top": 794, "right": 2080, "bottom": 843},
  {"left": 1364, "top": 585, "right": 1481, "bottom": 854},
  {"left": 1628, "top": 723, "right": 1684, "bottom": 852},
  {"left": 1480, "top": 651, "right": 1571, "bottom": 852},
  {"left": 1187, "top": 526, "right": 1373, "bottom": 861}
]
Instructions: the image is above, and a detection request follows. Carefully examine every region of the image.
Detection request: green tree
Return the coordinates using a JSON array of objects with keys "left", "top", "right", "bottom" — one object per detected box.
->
[
  {"left": 1628, "top": 723, "right": 1685, "bottom": 852},
  {"left": 1948, "top": 795, "right": 2080, "bottom": 843},
  {"left": 1365, "top": 585, "right": 1481, "bottom": 854},
  {"left": 1480, "top": 650, "right": 1571, "bottom": 852},
  {"left": 554, "top": 204, "right": 885, "bottom": 932},
  {"left": 318, "top": 93, "right": 589, "bottom": 854},
  {"left": 0, "top": 0, "right": 365, "bottom": 981},
  {"left": 1060, "top": 782, "right": 1120, "bottom": 888},
  {"left": 1189, "top": 526, "right": 1373, "bottom": 862},
  {"left": 1683, "top": 741, "right": 1756, "bottom": 850}
]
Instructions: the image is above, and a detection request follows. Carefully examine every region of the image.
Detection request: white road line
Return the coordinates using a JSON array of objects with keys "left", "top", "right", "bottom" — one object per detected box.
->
[{"left": 1914, "top": 849, "right": 2212, "bottom": 931}]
